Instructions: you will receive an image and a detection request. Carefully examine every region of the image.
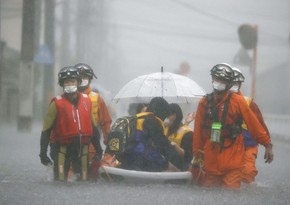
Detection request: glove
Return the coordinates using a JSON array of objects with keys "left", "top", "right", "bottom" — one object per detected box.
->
[
  {"left": 189, "top": 156, "right": 205, "bottom": 185},
  {"left": 39, "top": 130, "right": 52, "bottom": 166},
  {"left": 191, "top": 149, "right": 204, "bottom": 168},
  {"left": 39, "top": 152, "right": 53, "bottom": 166},
  {"left": 264, "top": 143, "right": 274, "bottom": 163},
  {"left": 191, "top": 157, "right": 203, "bottom": 169}
]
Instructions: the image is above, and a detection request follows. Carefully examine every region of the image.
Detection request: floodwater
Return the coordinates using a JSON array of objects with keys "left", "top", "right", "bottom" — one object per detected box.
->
[{"left": 0, "top": 123, "right": 289, "bottom": 205}]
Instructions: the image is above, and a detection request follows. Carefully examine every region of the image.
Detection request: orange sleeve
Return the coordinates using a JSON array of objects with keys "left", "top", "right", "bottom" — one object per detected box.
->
[
  {"left": 249, "top": 101, "right": 270, "bottom": 137},
  {"left": 192, "top": 98, "right": 206, "bottom": 157},
  {"left": 98, "top": 95, "right": 112, "bottom": 140},
  {"left": 237, "top": 95, "right": 271, "bottom": 146}
]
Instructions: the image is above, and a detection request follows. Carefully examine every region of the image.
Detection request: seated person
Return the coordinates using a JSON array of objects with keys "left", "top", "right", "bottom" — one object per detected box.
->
[
  {"left": 164, "top": 103, "right": 194, "bottom": 171},
  {"left": 136, "top": 103, "right": 148, "bottom": 113},
  {"left": 119, "top": 97, "right": 183, "bottom": 172}
]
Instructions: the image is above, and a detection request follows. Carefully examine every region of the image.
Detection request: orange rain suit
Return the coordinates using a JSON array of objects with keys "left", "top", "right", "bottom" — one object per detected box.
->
[
  {"left": 192, "top": 92, "right": 271, "bottom": 189},
  {"left": 82, "top": 87, "right": 112, "bottom": 162},
  {"left": 241, "top": 94, "right": 271, "bottom": 183}
]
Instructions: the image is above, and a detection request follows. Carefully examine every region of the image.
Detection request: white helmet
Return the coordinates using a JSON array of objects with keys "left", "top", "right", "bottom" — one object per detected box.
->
[{"left": 232, "top": 67, "right": 245, "bottom": 83}]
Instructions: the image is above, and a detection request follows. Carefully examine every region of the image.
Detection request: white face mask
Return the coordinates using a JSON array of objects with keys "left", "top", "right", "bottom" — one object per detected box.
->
[
  {"left": 230, "top": 85, "right": 239, "bottom": 93},
  {"left": 163, "top": 118, "right": 170, "bottom": 126},
  {"left": 64, "top": 85, "right": 78, "bottom": 93},
  {"left": 80, "top": 79, "right": 89, "bottom": 87},
  {"left": 212, "top": 81, "right": 226, "bottom": 91}
]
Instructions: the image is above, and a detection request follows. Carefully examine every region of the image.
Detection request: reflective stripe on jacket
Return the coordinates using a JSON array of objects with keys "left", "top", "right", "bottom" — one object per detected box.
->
[
  {"left": 89, "top": 91, "right": 99, "bottom": 126},
  {"left": 241, "top": 96, "right": 252, "bottom": 130}
]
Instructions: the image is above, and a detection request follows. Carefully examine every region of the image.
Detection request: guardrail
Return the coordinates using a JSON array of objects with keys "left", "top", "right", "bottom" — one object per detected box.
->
[{"left": 263, "top": 114, "right": 290, "bottom": 142}]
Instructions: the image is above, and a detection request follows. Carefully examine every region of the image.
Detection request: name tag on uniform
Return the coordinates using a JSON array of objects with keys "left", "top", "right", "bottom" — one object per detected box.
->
[{"left": 210, "top": 122, "right": 222, "bottom": 142}]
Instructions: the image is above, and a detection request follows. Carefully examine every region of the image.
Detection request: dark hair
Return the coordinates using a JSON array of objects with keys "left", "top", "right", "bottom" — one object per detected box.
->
[
  {"left": 146, "top": 97, "right": 169, "bottom": 121},
  {"left": 168, "top": 103, "right": 183, "bottom": 136},
  {"left": 128, "top": 103, "right": 138, "bottom": 115},
  {"left": 136, "top": 103, "right": 148, "bottom": 113}
]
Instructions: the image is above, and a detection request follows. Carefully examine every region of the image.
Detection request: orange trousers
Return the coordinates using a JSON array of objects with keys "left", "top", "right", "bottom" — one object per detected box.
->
[
  {"left": 88, "top": 144, "right": 96, "bottom": 163},
  {"left": 201, "top": 169, "right": 243, "bottom": 189},
  {"left": 241, "top": 146, "right": 258, "bottom": 183}
]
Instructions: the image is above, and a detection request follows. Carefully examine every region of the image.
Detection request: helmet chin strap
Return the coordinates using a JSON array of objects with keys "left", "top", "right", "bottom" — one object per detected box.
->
[
  {"left": 214, "top": 89, "right": 227, "bottom": 94},
  {"left": 64, "top": 92, "right": 78, "bottom": 103},
  {"left": 78, "top": 85, "right": 88, "bottom": 92}
]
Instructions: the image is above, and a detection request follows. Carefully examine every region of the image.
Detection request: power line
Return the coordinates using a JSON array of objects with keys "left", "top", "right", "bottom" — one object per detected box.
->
[
  {"left": 172, "top": 0, "right": 286, "bottom": 42},
  {"left": 119, "top": 31, "right": 203, "bottom": 57},
  {"left": 171, "top": 0, "right": 237, "bottom": 27},
  {"left": 107, "top": 21, "right": 236, "bottom": 42}
]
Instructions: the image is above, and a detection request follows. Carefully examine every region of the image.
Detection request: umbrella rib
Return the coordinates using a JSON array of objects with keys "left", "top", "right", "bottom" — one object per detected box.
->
[
  {"left": 136, "top": 74, "right": 149, "bottom": 98},
  {"left": 172, "top": 74, "right": 179, "bottom": 98},
  {"left": 114, "top": 71, "right": 206, "bottom": 103}
]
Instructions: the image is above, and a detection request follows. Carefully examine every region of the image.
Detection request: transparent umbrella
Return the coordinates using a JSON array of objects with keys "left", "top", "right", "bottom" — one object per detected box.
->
[{"left": 113, "top": 69, "right": 206, "bottom": 103}]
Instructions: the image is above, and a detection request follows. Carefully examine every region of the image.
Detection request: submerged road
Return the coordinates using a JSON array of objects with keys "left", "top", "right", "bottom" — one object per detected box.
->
[{"left": 0, "top": 123, "right": 289, "bottom": 205}]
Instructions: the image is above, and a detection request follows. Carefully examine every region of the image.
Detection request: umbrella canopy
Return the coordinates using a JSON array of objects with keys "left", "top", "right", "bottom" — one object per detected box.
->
[{"left": 113, "top": 71, "right": 206, "bottom": 103}]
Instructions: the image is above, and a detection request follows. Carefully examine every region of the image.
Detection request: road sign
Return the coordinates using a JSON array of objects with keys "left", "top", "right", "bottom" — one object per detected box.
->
[{"left": 34, "top": 44, "right": 54, "bottom": 65}]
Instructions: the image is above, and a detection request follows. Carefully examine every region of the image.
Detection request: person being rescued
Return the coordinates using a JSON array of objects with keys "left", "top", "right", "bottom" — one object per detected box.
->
[
  {"left": 105, "top": 97, "right": 183, "bottom": 172},
  {"left": 164, "top": 103, "right": 194, "bottom": 171}
]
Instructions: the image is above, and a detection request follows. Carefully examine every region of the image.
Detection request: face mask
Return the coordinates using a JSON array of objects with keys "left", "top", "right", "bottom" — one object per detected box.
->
[
  {"left": 230, "top": 85, "right": 239, "bottom": 93},
  {"left": 212, "top": 81, "right": 226, "bottom": 91},
  {"left": 64, "top": 85, "right": 78, "bottom": 93},
  {"left": 163, "top": 118, "right": 170, "bottom": 126},
  {"left": 80, "top": 79, "right": 89, "bottom": 87}
]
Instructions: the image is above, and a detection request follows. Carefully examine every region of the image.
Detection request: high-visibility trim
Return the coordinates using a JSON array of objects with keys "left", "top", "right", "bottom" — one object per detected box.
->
[
  {"left": 58, "top": 145, "right": 67, "bottom": 181},
  {"left": 241, "top": 96, "right": 252, "bottom": 130},
  {"left": 81, "top": 145, "right": 89, "bottom": 180},
  {"left": 89, "top": 92, "right": 99, "bottom": 126}
]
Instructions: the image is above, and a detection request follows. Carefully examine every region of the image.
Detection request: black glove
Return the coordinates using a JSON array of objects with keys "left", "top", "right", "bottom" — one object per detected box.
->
[
  {"left": 39, "top": 130, "right": 53, "bottom": 166},
  {"left": 39, "top": 152, "right": 52, "bottom": 166}
]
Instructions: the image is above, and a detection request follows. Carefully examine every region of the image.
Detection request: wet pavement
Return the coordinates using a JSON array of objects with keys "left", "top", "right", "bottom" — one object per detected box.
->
[{"left": 0, "top": 123, "right": 289, "bottom": 205}]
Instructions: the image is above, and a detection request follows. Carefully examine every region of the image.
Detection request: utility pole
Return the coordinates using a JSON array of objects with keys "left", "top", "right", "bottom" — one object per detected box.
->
[
  {"left": 60, "top": 0, "right": 70, "bottom": 66},
  {"left": 0, "top": 0, "right": 3, "bottom": 99},
  {"left": 42, "top": 0, "right": 55, "bottom": 117},
  {"left": 251, "top": 25, "right": 258, "bottom": 100},
  {"left": 18, "top": 0, "right": 36, "bottom": 132},
  {"left": 76, "top": 0, "right": 87, "bottom": 61},
  {"left": 0, "top": 0, "right": 4, "bottom": 100}
]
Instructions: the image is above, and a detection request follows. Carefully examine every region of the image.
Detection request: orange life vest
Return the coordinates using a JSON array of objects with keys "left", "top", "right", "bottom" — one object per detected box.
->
[{"left": 53, "top": 93, "right": 93, "bottom": 144}]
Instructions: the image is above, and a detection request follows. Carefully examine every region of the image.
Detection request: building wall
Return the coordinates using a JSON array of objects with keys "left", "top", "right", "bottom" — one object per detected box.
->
[{"left": 1, "top": 0, "right": 23, "bottom": 51}]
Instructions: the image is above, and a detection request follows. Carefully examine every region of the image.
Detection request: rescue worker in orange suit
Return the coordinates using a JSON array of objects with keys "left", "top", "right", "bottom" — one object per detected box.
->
[
  {"left": 230, "top": 67, "right": 271, "bottom": 184},
  {"left": 39, "top": 66, "right": 97, "bottom": 181},
  {"left": 75, "top": 63, "right": 112, "bottom": 179},
  {"left": 191, "top": 63, "right": 273, "bottom": 189},
  {"left": 164, "top": 103, "right": 194, "bottom": 171}
]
